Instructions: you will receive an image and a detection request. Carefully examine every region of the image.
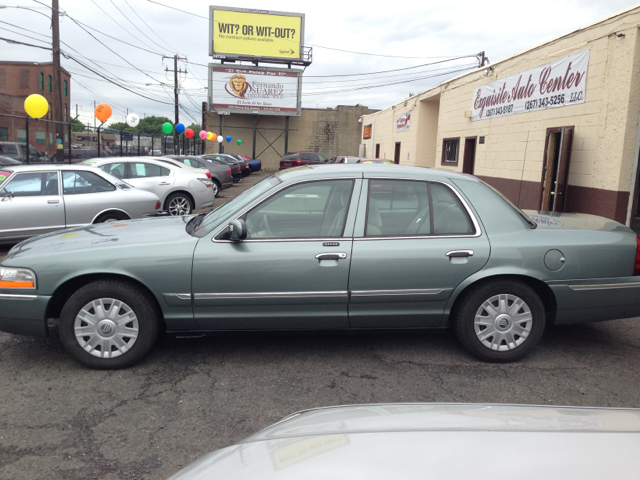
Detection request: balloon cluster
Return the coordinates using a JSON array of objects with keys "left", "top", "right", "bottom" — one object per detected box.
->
[{"left": 196, "top": 130, "right": 242, "bottom": 146}]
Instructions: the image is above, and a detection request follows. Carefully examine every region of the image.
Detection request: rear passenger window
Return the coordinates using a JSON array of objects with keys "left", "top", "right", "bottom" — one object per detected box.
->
[
  {"left": 301, "top": 153, "right": 317, "bottom": 161},
  {"left": 129, "top": 163, "right": 169, "bottom": 178},
  {"left": 98, "top": 163, "right": 126, "bottom": 179},
  {"left": 62, "top": 171, "right": 116, "bottom": 195},
  {"left": 366, "top": 180, "right": 474, "bottom": 237}
]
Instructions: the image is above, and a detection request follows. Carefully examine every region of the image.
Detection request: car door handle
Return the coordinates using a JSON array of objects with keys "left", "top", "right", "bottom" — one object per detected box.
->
[
  {"left": 446, "top": 250, "right": 474, "bottom": 258},
  {"left": 159, "top": 182, "right": 171, "bottom": 185},
  {"left": 47, "top": 199, "right": 59, "bottom": 204},
  {"left": 315, "top": 253, "right": 347, "bottom": 261}
]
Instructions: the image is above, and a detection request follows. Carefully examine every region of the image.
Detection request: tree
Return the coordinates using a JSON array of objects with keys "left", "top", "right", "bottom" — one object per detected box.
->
[
  {"left": 70, "top": 118, "right": 86, "bottom": 132},
  {"left": 106, "top": 116, "right": 172, "bottom": 135},
  {"left": 187, "top": 122, "right": 201, "bottom": 132}
]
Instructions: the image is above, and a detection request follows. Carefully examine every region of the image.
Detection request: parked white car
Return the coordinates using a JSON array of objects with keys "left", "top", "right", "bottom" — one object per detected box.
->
[
  {"left": 0, "top": 165, "right": 161, "bottom": 241},
  {"left": 82, "top": 157, "right": 215, "bottom": 215}
]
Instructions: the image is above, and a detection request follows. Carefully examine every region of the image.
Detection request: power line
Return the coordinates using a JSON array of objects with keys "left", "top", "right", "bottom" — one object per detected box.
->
[
  {"left": 0, "top": 36, "right": 52, "bottom": 50},
  {"left": 307, "top": 44, "right": 472, "bottom": 59},
  {"left": 123, "top": 0, "right": 180, "bottom": 54},
  {"left": 146, "top": 0, "right": 207, "bottom": 19},
  {"left": 108, "top": 0, "right": 173, "bottom": 55}
]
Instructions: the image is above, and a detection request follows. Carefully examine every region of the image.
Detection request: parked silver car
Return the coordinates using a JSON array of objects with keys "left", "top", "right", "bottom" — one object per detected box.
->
[
  {"left": 0, "top": 165, "right": 160, "bottom": 241},
  {"left": 166, "top": 155, "right": 234, "bottom": 197},
  {"left": 168, "top": 403, "right": 640, "bottom": 479},
  {"left": 82, "top": 157, "right": 215, "bottom": 215}
]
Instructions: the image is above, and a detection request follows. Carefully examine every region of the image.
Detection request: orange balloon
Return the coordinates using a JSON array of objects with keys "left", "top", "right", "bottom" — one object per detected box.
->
[
  {"left": 94, "top": 103, "right": 112, "bottom": 123},
  {"left": 211, "top": 133, "right": 217, "bottom": 142}
]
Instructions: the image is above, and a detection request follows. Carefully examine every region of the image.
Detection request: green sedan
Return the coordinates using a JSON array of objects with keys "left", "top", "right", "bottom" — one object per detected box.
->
[{"left": 2, "top": 165, "right": 640, "bottom": 369}]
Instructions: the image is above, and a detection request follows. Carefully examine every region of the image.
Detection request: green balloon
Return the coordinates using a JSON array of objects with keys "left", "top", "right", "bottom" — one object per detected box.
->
[
  {"left": 162, "top": 122, "right": 173, "bottom": 134},
  {"left": 237, "top": 139, "right": 242, "bottom": 145}
]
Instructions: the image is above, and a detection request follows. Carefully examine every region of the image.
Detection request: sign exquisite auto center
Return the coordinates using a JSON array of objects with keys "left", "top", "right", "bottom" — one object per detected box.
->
[
  {"left": 209, "top": 6, "right": 304, "bottom": 62},
  {"left": 472, "top": 50, "right": 590, "bottom": 121}
]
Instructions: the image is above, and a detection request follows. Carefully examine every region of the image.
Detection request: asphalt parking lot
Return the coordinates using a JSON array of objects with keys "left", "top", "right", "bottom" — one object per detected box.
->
[{"left": 1, "top": 170, "right": 640, "bottom": 479}]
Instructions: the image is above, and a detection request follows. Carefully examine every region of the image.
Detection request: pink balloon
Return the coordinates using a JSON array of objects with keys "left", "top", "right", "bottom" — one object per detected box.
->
[{"left": 199, "top": 130, "right": 207, "bottom": 140}]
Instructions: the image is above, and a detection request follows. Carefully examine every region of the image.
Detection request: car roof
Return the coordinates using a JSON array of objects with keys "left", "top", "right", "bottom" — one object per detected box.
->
[
  {"left": 275, "top": 164, "right": 480, "bottom": 183},
  {"left": 0, "top": 164, "right": 113, "bottom": 172}
]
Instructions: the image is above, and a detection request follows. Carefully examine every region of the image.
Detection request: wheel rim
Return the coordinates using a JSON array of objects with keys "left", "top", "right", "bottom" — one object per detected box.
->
[
  {"left": 474, "top": 294, "right": 533, "bottom": 351},
  {"left": 168, "top": 196, "right": 191, "bottom": 215},
  {"left": 74, "top": 298, "right": 139, "bottom": 359},
  {"left": 212, "top": 182, "right": 219, "bottom": 196}
]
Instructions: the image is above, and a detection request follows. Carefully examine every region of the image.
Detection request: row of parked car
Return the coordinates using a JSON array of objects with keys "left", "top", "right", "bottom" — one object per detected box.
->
[{"left": 0, "top": 153, "right": 261, "bottom": 242}]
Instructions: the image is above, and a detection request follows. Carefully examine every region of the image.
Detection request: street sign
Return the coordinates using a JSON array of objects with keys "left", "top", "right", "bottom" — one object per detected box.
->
[{"left": 121, "top": 132, "right": 133, "bottom": 141}]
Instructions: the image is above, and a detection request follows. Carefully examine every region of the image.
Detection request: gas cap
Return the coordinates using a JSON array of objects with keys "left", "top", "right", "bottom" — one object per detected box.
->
[{"left": 544, "top": 249, "right": 566, "bottom": 271}]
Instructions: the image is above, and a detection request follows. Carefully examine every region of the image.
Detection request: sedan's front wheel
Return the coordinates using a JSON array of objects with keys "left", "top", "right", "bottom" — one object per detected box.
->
[
  {"left": 165, "top": 193, "right": 193, "bottom": 215},
  {"left": 454, "top": 280, "right": 545, "bottom": 363},
  {"left": 59, "top": 280, "right": 160, "bottom": 369}
]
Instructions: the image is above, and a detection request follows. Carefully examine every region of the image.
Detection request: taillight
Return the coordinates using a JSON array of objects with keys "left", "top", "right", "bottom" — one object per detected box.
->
[
  {"left": 237, "top": 167, "right": 241, "bottom": 171},
  {"left": 155, "top": 201, "right": 161, "bottom": 209},
  {"left": 206, "top": 172, "right": 211, "bottom": 178},
  {"left": 634, "top": 236, "right": 640, "bottom": 275},
  {"left": 295, "top": 160, "right": 302, "bottom": 166},
  {"left": 228, "top": 168, "right": 232, "bottom": 175}
]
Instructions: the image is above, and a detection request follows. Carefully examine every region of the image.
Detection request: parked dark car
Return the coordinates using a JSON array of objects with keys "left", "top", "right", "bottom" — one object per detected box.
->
[
  {"left": 240, "top": 155, "right": 262, "bottom": 172},
  {"left": 0, "top": 155, "right": 22, "bottom": 166},
  {"left": 166, "top": 155, "right": 234, "bottom": 197},
  {"left": 0, "top": 142, "right": 47, "bottom": 163},
  {"left": 200, "top": 154, "right": 243, "bottom": 183},
  {"left": 279, "top": 151, "right": 330, "bottom": 170},
  {"left": 221, "top": 154, "right": 251, "bottom": 177}
]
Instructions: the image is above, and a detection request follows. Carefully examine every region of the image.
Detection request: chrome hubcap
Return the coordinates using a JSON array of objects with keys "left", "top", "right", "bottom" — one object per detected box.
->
[
  {"left": 74, "top": 298, "right": 139, "bottom": 358},
  {"left": 474, "top": 294, "right": 532, "bottom": 351},
  {"left": 212, "top": 183, "right": 219, "bottom": 196},
  {"left": 168, "top": 197, "right": 190, "bottom": 215}
]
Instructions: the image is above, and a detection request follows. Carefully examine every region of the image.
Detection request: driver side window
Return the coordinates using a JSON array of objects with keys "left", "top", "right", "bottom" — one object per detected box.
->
[{"left": 244, "top": 180, "right": 353, "bottom": 239}]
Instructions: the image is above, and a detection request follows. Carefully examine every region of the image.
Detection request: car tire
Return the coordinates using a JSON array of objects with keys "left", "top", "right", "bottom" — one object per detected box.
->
[
  {"left": 94, "top": 211, "right": 127, "bottom": 223},
  {"left": 211, "top": 180, "right": 221, "bottom": 198},
  {"left": 164, "top": 193, "right": 193, "bottom": 215},
  {"left": 454, "top": 280, "right": 545, "bottom": 363},
  {"left": 59, "top": 280, "right": 161, "bottom": 369}
]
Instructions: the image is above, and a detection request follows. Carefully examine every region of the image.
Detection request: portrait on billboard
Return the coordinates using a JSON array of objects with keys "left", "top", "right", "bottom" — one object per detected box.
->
[{"left": 228, "top": 75, "right": 250, "bottom": 98}]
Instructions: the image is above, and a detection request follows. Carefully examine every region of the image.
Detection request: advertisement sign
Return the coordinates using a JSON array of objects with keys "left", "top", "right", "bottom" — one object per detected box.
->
[
  {"left": 209, "top": 64, "right": 302, "bottom": 116},
  {"left": 472, "top": 50, "right": 590, "bottom": 121},
  {"left": 396, "top": 112, "right": 410, "bottom": 132},
  {"left": 363, "top": 124, "right": 372, "bottom": 139},
  {"left": 209, "top": 6, "right": 304, "bottom": 62}
]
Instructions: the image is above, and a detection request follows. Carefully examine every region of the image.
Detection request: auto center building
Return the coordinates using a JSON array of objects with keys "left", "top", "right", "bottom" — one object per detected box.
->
[{"left": 360, "top": 5, "right": 640, "bottom": 228}]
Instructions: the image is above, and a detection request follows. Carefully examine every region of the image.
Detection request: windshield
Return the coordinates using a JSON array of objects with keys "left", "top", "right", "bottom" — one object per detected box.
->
[
  {"left": 479, "top": 180, "right": 537, "bottom": 229},
  {"left": 191, "top": 175, "right": 281, "bottom": 237}
]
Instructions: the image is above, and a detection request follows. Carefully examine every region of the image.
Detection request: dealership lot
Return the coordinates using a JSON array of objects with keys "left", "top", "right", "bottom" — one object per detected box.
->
[{"left": 2, "top": 170, "right": 640, "bottom": 479}]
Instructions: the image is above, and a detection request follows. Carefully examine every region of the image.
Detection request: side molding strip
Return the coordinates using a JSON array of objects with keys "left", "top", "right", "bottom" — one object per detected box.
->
[
  {"left": 193, "top": 291, "right": 348, "bottom": 299},
  {"left": 351, "top": 289, "right": 443, "bottom": 296},
  {"left": 569, "top": 282, "right": 640, "bottom": 290}
]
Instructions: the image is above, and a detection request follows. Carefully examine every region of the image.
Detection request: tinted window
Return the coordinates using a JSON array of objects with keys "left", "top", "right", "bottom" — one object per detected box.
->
[
  {"left": 62, "top": 171, "right": 115, "bottom": 195},
  {"left": 281, "top": 154, "right": 298, "bottom": 161},
  {"left": 367, "top": 180, "right": 427, "bottom": 237},
  {"left": 245, "top": 180, "right": 353, "bottom": 239},
  {"left": 1, "top": 171, "right": 58, "bottom": 197},
  {"left": 300, "top": 152, "right": 317, "bottom": 161},
  {"left": 0, "top": 144, "right": 17, "bottom": 155},
  {"left": 98, "top": 162, "right": 126, "bottom": 179},
  {"left": 430, "top": 183, "right": 474, "bottom": 235},
  {"left": 129, "top": 163, "right": 169, "bottom": 178}
]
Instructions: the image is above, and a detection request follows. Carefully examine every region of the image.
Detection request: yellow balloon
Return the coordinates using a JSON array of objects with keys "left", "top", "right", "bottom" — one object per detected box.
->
[
  {"left": 206, "top": 132, "right": 213, "bottom": 141},
  {"left": 24, "top": 94, "right": 48, "bottom": 119}
]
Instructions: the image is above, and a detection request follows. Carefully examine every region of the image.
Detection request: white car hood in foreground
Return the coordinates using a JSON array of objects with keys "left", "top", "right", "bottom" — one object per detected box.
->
[{"left": 168, "top": 403, "right": 640, "bottom": 480}]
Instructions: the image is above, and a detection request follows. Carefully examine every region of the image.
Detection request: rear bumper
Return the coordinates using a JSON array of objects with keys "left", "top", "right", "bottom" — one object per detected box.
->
[
  {"left": 0, "top": 293, "right": 50, "bottom": 337},
  {"left": 548, "top": 278, "right": 640, "bottom": 325}
]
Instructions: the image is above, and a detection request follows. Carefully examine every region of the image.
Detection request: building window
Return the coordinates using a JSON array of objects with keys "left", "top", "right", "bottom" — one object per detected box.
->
[
  {"left": 441, "top": 138, "right": 460, "bottom": 166},
  {"left": 36, "top": 130, "right": 46, "bottom": 145},
  {"left": 64, "top": 80, "right": 68, "bottom": 97},
  {"left": 39, "top": 73, "right": 44, "bottom": 90},
  {"left": 17, "top": 129, "right": 26, "bottom": 143},
  {"left": 48, "top": 75, "right": 52, "bottom": 92},
  {"left": 0, "top": 127, "right": 8, "bottom": 141}
]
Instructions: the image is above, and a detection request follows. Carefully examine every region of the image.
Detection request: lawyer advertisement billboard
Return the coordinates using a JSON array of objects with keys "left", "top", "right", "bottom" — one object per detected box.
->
[{"left": 208, "top": 64, "right": 302, "bottom": 116}]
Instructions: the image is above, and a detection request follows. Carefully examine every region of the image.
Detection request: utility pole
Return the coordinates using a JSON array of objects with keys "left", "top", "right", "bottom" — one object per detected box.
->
[
  {"left": 163, "top": 55, "right": 187, "bottom": 155},
  {"left": 52, "top": 0, "right": 64, "bottom": 161},
  {"left": 93, "top": 100, "right": 96, "bottom": 130}
]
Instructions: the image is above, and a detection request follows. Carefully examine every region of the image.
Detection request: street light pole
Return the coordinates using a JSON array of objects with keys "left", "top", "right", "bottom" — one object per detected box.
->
[{"left": 51, "top": 0, "right": 64, "bottom": 162}]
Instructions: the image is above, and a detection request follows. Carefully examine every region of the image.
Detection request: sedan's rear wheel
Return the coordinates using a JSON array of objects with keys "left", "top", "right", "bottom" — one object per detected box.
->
[
  {"left": 454, "top": 280, "right": 545, "bottom": 363},
  {"left": 59, "top": 280, "right": 160, "bottom": 369},
  {"left": 165, "top": 193, "right": 193, "bottom": 215},
  {"left": 211, "top": 180, "right": 220, "bottom": 198}
]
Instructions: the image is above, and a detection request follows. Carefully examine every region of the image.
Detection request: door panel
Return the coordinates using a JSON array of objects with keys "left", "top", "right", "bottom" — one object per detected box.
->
[
  {"left": 0, "top": 171, "right": 65, "bottom": 239},
  {"left": 125, "top": 162, "right": 174, "bottom": 201}
]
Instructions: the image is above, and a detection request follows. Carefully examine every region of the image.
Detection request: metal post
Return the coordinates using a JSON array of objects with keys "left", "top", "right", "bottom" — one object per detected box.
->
[
  {"left": 284, "top": 116, "right": 289, "bottom": 154},
  {"left": 174, "top": 54, "right": 179, "bottom": 155},
  {"left": 52, "top": 0, "right": 64, "bottom": 162},
  {"left": 120, "top": 129, "right": 124, "bottom": 157},
  {"left": 163, "top": 136, "right": 166, "bottom": 155},
  {"left": 67, "top": 120, "right": 71, "bottom": 164},
  {"left": 219, "top": 114, "right": 224, "bottom": 154},
  {"left": 138, "top": 133, "right": 141, "bottom": 156},
  {"left": 252, "top": 115, "right": 257, "bottom": 160},
  {"left": 97, "top": 126, "right": 101, "bottom": 158},
  {"left": 25, "top": 117, "right": 30, "bottom": 164}
]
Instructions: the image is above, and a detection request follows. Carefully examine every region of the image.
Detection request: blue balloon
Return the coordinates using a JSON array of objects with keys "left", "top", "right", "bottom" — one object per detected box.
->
[
  {"left": 226, "top": 135, "right": 232, "bottom": 143},
  {"left": 175, "top": 123, "right": 186, "bottom": 134}
]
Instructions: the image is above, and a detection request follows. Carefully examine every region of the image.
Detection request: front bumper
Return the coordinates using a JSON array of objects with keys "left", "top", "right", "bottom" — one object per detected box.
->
[
  {"left": 549, "top": 277, "right": 640, "bottom": 325},
  {"left": 0, "top": 293, "right": 50, "bottom": 337}
]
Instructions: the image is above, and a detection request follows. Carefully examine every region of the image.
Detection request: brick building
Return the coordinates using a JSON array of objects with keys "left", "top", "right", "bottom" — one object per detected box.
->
[
  {"left": 0, "top": 61, "right": 71, "bottom": 155},
  {"left": 361, "top": 5, "right": 640, "bottom": 229},
  {"left": 204, "top": 105, "right": 377, "bottom": 170}
]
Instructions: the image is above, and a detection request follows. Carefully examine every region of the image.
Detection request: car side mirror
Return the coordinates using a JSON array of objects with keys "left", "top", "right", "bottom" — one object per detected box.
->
[
  {"left": 228, "top": 219, "right": 247, "bottom": 241},
  {"left": 1, "top": 191, "right": 14, "bottom": 201}
]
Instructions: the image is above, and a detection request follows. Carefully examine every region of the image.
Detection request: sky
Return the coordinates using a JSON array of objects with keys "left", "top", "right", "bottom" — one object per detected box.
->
[{"left": 0, "top": 0, "right": 636, "bottom": 127}]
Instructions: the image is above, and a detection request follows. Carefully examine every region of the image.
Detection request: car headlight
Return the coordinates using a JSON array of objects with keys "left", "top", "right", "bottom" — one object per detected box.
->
[{"left": 0, "top": 267, "right": 37, "bottom": 289}]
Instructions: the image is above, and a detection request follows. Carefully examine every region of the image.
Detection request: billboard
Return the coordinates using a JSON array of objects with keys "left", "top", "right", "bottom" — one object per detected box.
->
[
  {"left": 209, "top": 6, "right": 304, "bottom": 63},
  {"left": 363, "top": 124, "right": 372, "bottom": 139},
  {"left": 209, "top": 64, "right": 302, "bottom": 116},
  {"left": 396, "top": 112, "right": 410, "bottom": 132}
]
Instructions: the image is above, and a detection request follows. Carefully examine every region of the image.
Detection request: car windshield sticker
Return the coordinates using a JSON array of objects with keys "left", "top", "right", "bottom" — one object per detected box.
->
[
  {"left": 528, "top": 215, "right": 564, "bottom": 228},
  {"left": 135, "top": 164, "right": 145, "bottom": 176},
  {"left": 112, "top": 224, "right": 128, "bottom": 227},
  {"left": 84, "top": 161, "right": 96, "bottom": 165},
  {"left": 61, "top": 233, "right": 78, "bottom": 238},
  {"left": 0, "top": 171, "right": 11, "bottom": 181}
]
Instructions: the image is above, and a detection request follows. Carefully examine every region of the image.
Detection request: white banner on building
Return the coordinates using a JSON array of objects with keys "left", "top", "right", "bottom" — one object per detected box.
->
[
  {"left": 472, "top": 50, "right": 590, "bottom": 121},
  {"left": 209, "top": 64, "right": 302, "bottom": 116},
  {"left": 396, "top": 112, "right": 410, "bottom": 132}
]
